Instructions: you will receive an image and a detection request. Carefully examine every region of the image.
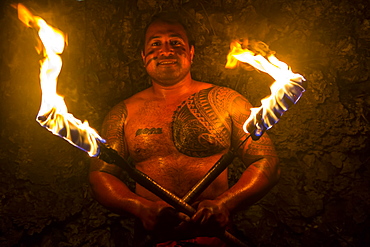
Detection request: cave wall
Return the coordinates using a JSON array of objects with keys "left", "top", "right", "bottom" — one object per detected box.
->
[{"left": 0, "top": 0, "right": 369, "bottom": 246}]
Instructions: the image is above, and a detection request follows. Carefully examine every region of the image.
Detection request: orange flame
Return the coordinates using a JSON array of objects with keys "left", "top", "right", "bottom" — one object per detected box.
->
[
  {"left": 226, "top": 41, "right": 306, "bottom": 138},
  {"left": 17, "top": 4, "right": 105, "bottom": 157}
]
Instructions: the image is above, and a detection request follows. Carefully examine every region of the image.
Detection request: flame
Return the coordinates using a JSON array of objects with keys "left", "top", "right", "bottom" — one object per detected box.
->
[
  {"left": 17, "top": 4, "right": 105, "bottom": 157},
  {"left": 226, "top": 40, "right": 306, "bottom": 138}
]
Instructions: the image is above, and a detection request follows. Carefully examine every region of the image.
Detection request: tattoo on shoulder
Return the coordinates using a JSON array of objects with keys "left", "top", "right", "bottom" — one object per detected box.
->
[{"left": 172, "top": 86, "right": 236, "bottom": 157}]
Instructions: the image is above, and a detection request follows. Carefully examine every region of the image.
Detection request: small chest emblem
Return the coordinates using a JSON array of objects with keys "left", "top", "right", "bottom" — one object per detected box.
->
[{"left": 136, "top": 128, "right": 163, "bottom": 136}]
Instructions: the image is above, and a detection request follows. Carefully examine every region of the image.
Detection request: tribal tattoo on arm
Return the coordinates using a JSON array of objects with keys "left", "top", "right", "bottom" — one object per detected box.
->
[
  {"left": 90, "top": 102, "right": 128, "bottom": 178},
  {"left": 172, "top": 86, "right": 235, "bottom": 157},
  {"left": 101, "top": 102, "right": 128, "bottom": 155},
  {"left": 228, "top": 91, "right": 279, "bottom": 179},
  {"left": 241, "top": 135, "right": 279, "bottom": 179}
]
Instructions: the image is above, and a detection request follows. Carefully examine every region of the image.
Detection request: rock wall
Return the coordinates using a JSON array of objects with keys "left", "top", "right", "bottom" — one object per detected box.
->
[{"left": 0, "top": 0, "right": 369, "bottom": 246}]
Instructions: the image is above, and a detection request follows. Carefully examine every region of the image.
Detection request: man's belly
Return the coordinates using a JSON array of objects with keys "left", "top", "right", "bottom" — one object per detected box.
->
[{"left": 134, "top": 153, "right": 229, "bottom": 201}]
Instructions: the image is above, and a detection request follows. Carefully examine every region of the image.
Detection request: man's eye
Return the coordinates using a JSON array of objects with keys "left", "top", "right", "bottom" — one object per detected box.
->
[
  {"left": 171, "top": 40, "right": 182, "bottom": 46},
  {"left": 151, "top": 42, "right": 161, "bottom": 46}
]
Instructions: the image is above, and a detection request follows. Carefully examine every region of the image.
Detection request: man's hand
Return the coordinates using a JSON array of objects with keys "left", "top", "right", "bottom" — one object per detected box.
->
[
  {"left": 140, "top": 201, "right": 189, "bottom": 232},
  {"left": 141, "top": 199, "right": 230, "bottom": 238},
  {"left": 191, "top": 199, "right": 230, "bottom": 236}
]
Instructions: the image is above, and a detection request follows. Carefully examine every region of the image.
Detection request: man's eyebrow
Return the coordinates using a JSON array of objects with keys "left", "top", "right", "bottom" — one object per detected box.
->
[
  {"left": 147, "top": 35, "right": 161, "bottom": 42},
  {"left": 147, "top": 34, "right": 185, "bottom": 44}
]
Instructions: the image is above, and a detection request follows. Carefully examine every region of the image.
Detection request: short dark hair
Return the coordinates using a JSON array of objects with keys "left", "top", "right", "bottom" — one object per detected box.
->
[{"left": 143, "top": 11, "right": 195, "bottom": 48}]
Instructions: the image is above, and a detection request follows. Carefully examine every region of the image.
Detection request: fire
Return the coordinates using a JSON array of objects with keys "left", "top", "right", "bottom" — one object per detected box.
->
[
  {"left": 226, "top": 40, "right": 306, "bottom": 140},
  {"left": 17, "top": 4, "right": 105, "bottom": 157}
]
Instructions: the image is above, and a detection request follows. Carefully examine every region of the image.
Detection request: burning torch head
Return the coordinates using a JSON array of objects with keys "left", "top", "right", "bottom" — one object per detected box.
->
[
  {"left": 245, "top": 78, "right": 306, "bottom": 140},
  {"left": 17, "top": 3, "right": 105, "bottom": 157},
  {"left": 225, "top": 39, "right": 307, "bottom": 141}
]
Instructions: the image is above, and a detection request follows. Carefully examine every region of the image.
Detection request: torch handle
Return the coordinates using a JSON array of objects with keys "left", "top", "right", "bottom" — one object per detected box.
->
[
  {"left": 98, "top": 143, "right": 195, "bottom": 215},
  {"left": 182, "top": 135, "right": 251, "bottom": 204},
  {"left": 182, "top": 151, "right": 235, "bottom": 204},
  {"left": 97, "top": 144, "right": 247, "bottom": 247}
]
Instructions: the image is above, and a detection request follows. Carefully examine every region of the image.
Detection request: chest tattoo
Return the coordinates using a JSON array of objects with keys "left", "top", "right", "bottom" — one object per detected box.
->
[
  {"left": 172, "top": 87, "right": 231, "bottom": 157},
  {"left": 135, "top": 128, "right": 163, "bottom": 136}
]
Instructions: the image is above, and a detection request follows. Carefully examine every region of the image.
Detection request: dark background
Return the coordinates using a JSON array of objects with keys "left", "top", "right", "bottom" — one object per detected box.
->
[{"left": 0, "top": 0, "right": 369, "bottom": 246}]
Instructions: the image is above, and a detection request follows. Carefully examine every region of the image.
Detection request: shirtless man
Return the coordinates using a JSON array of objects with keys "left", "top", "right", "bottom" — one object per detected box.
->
[{"left": 89, "top": 13, "right": 280, "bottom": 246}]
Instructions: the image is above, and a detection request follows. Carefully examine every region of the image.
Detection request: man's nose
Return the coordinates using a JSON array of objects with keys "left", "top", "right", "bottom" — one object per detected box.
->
[{"left": 160, "top": 42, "right": 174, "bottom": 56}]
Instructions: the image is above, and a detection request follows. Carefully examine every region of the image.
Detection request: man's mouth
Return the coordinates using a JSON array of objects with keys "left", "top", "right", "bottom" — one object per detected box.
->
[{"left": 157, "top": 59, "right": 177, "bottom": 66}]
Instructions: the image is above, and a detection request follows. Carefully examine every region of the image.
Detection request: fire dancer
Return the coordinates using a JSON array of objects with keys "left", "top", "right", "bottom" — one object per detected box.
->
[{"left": 89, "top": 13, "right": 280, "bottom": 246}]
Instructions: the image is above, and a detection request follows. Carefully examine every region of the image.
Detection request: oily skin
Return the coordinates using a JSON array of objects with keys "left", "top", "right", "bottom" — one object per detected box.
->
[{"left": 89, "top": 20, "right": 280, "bottom": 242}]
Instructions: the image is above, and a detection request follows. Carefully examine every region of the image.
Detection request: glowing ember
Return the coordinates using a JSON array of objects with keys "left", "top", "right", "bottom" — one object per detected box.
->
[
  {"left": 226, "top": 40, "right": 306, "bottom": 140},
  {"left": 17, "top": 4, "right": 105, "bottom": 156}
]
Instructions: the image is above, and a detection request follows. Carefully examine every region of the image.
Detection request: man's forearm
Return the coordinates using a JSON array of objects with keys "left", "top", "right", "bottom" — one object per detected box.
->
[
  {"left": 215, "top": 157, "right": 280, "bottom": 212},
  {"left": 89, "top": 171, "right": 152, "bottom": 218}
]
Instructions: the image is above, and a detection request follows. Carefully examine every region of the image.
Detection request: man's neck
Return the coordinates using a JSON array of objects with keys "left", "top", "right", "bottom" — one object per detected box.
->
[{"left": 151, "top": 74, "right": 198, "bottom": 100}]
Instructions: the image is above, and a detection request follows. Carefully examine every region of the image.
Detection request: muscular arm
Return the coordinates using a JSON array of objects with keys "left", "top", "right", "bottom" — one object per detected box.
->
[
  {"left": 216, "top": 93, "right": 280, "bottom": 212},
  {"left": 191, "top": 88, "right": 279, "bottom": 235},
  {"left": 89, "top": 102, "right": 155, "bottom": 222}
]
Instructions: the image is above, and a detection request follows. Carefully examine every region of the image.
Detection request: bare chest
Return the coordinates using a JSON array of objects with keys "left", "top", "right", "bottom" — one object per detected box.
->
[
  {"left": 124, "top": 87, "right": 232, "bottom": 162},
  {"left": 125, "top": 100, "right": 175, "bottom": 161}
]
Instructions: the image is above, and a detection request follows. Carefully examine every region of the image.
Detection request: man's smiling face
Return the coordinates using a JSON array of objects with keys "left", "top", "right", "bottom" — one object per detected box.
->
[{"left": 142, "top": 20, "right": 194, "bottom": 86}]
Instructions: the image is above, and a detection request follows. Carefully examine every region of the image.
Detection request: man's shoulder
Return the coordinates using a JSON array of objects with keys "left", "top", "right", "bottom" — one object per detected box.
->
[
  {"left": 192, "top": 84, "right": 251, "bottom": 117},
  {"left": 124, "top": 87, "right": 152, "bottom": 105},
  {"left": 197, "top": 84, "right": 243, "bottom": 101},
  {"left": 105, "top": 100, "right": 128, "bottom": 119}
]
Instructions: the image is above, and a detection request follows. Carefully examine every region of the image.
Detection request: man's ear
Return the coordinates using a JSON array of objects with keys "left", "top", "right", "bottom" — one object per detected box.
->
[
  {"left": 190, "top": 45, "right": 194, "bottom": 62},
  {"left": 141, "top": 51, "right": 145, "bottom": 66}
]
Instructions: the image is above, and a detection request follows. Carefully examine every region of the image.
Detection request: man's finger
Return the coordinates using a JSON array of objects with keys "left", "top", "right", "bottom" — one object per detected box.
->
[
  {"left": 178, "top": 212, "right": 191, "bottom": 222},
  {"left": 192, "top": 207, "right": 212, "bottom": 225},
  {"left": 200, "top": 210, "right": 212, "bottom": 225},
  {"left": 191, "top": 208, "right": 204, "bottom": 223}
]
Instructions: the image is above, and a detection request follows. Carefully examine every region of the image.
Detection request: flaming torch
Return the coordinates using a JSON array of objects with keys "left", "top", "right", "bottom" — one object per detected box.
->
[
  {"left": 181, "top": 40, "right": 308, "bottom": 208},
  {"left": 226, "top": 40, "right": 306, "bottom": 140},
  {"left": 16, "top": 3, "right": 105, "bottom": 157}
]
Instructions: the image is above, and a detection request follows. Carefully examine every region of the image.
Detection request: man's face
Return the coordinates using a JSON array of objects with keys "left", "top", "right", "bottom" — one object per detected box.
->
[{"left": 142, "top": 21, "right": 194, "bottom": 86}]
